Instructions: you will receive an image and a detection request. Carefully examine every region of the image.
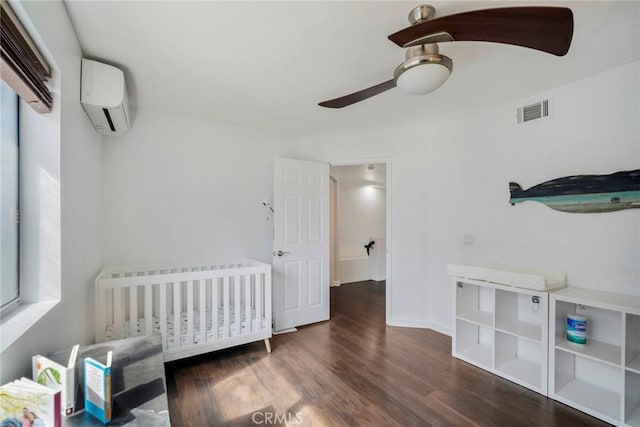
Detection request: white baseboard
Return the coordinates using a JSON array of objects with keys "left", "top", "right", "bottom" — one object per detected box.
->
[
  {"left": 371, "top": 275, "right": 386, "bottom": 282},
  {"left": 273, "top": 327, "right": 297, "bottom": 335},
  {"left": 387, "top": 317, "right": 452, "bottom": 336},
  {"left": 331, "top": 281, "right": 341, "bottom": 287}
]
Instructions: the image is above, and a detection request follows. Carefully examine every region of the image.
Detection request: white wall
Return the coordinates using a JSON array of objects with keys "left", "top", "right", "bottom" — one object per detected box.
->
[
  {"left": 102, "top": 110, "right": 296, "bottom": 266},
  {"left": 1, "top": 0, "right": 103, "bottom": 383},
  {"left": 337, "top": 181, "right": 386, "bottom": 259},
  {"left": 294, "top": 61, "right": 640, "bottom": 333},
  {"left": 332, "top": 171, "right": 386, "bottom": 283}
]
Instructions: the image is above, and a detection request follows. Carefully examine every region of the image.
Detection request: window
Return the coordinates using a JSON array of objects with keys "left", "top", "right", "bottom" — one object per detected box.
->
[
  {"left": 1, "top": 80, "right": 20, "bottom": 310},
  {"left": 0, "top": 0, "right": 60, "bottom": 353}
]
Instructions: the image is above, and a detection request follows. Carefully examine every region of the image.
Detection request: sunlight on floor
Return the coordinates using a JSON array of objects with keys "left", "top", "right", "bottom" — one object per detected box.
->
[
  {"left": 210, "top": 356, "right": 303, "bottom": 424},
  {"left": 294, "top": 404, "right": 329, "bottom": 426}
]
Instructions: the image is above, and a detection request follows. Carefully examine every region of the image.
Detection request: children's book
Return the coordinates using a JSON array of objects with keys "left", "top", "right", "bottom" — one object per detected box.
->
[
  {"left": 32, "top": 344, "right": 80, "bottom": 416},
  {"left": 0, "top": 377, "right": 61, "bottom": 427},
  {"left": 83, "top": 351, "right": 112, "bottom": 424}
]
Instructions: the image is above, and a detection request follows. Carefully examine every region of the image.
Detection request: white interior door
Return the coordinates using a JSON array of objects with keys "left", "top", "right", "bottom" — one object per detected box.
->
[{"left": 273, "top": 157, "right": 329, "bottom": 331}]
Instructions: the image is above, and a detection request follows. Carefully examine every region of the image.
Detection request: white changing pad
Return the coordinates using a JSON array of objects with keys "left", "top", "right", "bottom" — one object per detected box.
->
[{"left": 447, "top": 264, "right": 566, "bottom": 291}]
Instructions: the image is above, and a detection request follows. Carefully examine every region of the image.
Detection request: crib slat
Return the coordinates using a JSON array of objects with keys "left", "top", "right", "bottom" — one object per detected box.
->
[
  {"left": 113, "top": 288, "right": 124, "bottom": 338},
  {"left": 186, "top": 280, "right": 194, "bottom": 346},
  {"left": 174, "top": 281, "right": 181, "bottom": 348},
  {"left": 145, "top": 285, "right": 152, "bottom": 337},
  {"left": 265, "top": 271, "right": 272, "bottom": 334},
  {"left": 256, "top": 274, "right": 262, "bottom": 332},
  {"left": 107, "top": 290, "right": 114, "bottom": 319},
  {"left": 160, "top": 283, "right": 167, "bottom": 351},
  {"left": 129, "top": 287, "right": 138, "bottom": 336},
  {"left": 245, "top": 274, "right": 252, "bottom": 333},
  {"left": 95, "top": 278, "right": 107, "bottom": 342},
  {"left": 234, "top": 276, "right": 241, "bottom": 337},
  {"left": 199, "top": 280, "right": 206, "bottom": 343},
  {"left": 224, "top": 277, "right": 230, "bottom": 338},
  {"left": 212, "top": 279, "right": 219, "bottom": 341},
  {"left": 106, "top": 290, "right": 114, "bottom": 337},
  {"left": 153, "top": 287, "right": 160, "bottom": 327}
]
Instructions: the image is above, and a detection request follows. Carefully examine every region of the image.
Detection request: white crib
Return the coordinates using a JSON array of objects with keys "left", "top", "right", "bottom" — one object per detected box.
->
[{"left": 94, "top": 259, "right": 272, "bottom": 362}]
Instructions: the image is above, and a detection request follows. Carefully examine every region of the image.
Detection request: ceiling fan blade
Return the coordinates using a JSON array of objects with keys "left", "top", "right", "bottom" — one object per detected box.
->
[
  {"left": 388, "top": 7, "right": 573, "bottom": 56},
  {"left": 319, "top": 79, "right": 396, "bottom": 108}
]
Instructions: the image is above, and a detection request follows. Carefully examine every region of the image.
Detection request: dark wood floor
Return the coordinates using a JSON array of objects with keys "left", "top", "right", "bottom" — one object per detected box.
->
[{"left": 165, "top": 281, "right": 607, "bottom": 426}]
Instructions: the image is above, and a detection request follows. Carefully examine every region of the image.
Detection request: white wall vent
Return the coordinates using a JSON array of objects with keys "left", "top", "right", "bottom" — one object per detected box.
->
[{"left": 517, "top": 99, "right": 550, "bottom": 124}]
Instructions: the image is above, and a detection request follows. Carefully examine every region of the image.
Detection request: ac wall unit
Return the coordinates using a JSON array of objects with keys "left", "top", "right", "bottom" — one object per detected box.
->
[{"left": 81, "top": 59, "right": 130, "bottom": 136}]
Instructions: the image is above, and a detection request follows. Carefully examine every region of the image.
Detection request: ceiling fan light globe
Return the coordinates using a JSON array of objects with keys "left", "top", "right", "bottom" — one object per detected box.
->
[{"left": 394, "top": 61, "right": 451, "bottom": 95}]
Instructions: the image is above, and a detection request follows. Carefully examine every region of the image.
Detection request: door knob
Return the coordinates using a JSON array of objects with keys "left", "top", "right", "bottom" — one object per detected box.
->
[{"left": 275, "top": 250, "right": 290, "bottom": 257}]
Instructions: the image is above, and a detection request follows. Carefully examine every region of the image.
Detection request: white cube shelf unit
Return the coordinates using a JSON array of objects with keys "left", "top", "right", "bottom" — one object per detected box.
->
[
  {"left": 550, "top": 287, "right": 640, "bottom": 426},
  {"left": 452, "top": 277, "right": 550, "bottom": 395}
]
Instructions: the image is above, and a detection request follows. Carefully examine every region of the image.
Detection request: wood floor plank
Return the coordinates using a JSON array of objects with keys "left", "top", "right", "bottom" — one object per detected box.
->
[
  {"left": 166, "top": 281, "right": 609, "bottom": 427},
  {"left": 420, "top": 393, "right": 482, "bottom": 427}
]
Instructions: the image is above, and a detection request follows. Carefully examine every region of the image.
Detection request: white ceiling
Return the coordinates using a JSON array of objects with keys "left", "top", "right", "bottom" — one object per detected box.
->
[
  {"left": 64, "top": 1, "right": 640, "bottom": 138},
  {"left": 331, "top": 164, "right": 387, "bottom": 186}
]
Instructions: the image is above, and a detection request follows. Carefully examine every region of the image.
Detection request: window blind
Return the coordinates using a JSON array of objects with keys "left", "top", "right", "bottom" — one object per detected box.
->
[{"left": 0, "top": 0, "right": 52, "bottom": 113}]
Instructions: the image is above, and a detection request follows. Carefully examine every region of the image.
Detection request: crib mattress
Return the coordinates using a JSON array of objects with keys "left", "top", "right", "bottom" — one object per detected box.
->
[{"left": 104, "top": 307, "right": 266, "bottom": 349}]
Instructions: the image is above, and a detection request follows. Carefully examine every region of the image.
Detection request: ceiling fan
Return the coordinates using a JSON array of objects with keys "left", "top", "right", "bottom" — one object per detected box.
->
[{"left": 318, "top": 4, "right": 574, "bottom": 109}]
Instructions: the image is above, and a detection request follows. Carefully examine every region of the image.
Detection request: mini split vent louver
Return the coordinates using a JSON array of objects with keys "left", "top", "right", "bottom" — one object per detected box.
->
[{"left": 517, "top": 99, "right": 550, "bottom": 124}]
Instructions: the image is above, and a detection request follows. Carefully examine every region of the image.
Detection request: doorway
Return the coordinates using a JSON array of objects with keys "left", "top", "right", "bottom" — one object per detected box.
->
[{"left": 330, "top": 160, "right": 390, "bottom": 322}]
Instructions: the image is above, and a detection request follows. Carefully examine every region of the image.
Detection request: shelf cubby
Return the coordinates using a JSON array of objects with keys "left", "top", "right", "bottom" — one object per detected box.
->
[
  {"left": 554, "top": 349, "right": 622, "bottom": 423},
  {"left": 495, "top": 289, "right": 543, "bottom": 342},
  {"left": 455, "top": 318, "right": 493, "bottom": 369},
  {"left": 456, "top": 281, "right": 493, "bottom": 328},
  {"left": 554, "top": 299, "right": 623, "bottom": 366},
  {"left": 627, "top": 314, "right": 640, "bottom": 374},
  {"left": 626, "top": 371, "right": 640, "bottom": 427},
  {"left": 495, "top": 331, "right": 542, "bottom": 390}
]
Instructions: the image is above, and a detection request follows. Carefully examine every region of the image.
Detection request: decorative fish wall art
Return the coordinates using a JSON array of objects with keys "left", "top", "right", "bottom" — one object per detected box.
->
[{"left": 509, "top": 169, "right": 640, "bottom": 213}]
